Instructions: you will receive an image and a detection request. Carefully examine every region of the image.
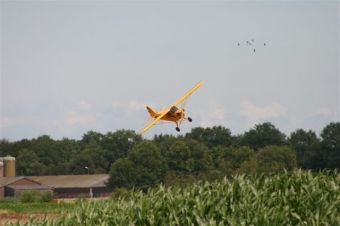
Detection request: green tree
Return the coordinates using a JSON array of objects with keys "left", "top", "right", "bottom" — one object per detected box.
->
[
  {"left": 82, "top": 144, "right": 109, "bottom": 173},
  {"left": 9, "top": 139, "right": 31, "bottom": 157},
  {"left": 217, "top": 146, "right": 255, "bottom": 175},
  {"left": 0, "top": 139, "right": 14, "bottom": 156},
  {"left": 28, "top": 135, "right": 81, "bottom": 175},
  {"left": 230, "top": 134, "right": 243, "bottom": 147},
  {"left": 239, "top": 146, "right": 297, "bottom": 174},
  {"left": 164, "top": 171, "right": 197, "bottom": 187},
  {"left": 109, "top": 141, "right": 166, "bottom": 189},
  {"left": 166, "top": 140, "right": 191, "bottom": 173},
  {"left": 185, "top": 139, "right": 213, "bottom": 174},
  {"left": 16, "top": 149, "right": 45, "bottom": 176},
  {"left": 186, "top": 126, "right": 232, "bottom": 148},
  {"left": 68, "top": 154, "right": 95, "bottom": 175},
  {"left": 44, "top": 138, "right": 80, "bottom": 175},
  {"left": 289, "top": 129, "right": 320, "bottom": 169},
  {"left": 164, "top": 139, "right": 215, "bottom": 185},
  {"left": 320, "top": 122, "right": 340, "bottom": 169},
  {"left": 241, "top": 122, "right": 286, "bottom": 150},
  {"left": 153, "top": 134, "right": 179, "bottom": 156},
  {"left": 81, "top": 131, "right": 104, "bottom": 147},
  {"left": 108, "top": 158, "right": 136, "bottom": 189},
  {"left": 30, "top": 135, "right": 57, "bottom": 166},
  {"left": 101, "top": 130, "right": 142, "bottom": 171}
]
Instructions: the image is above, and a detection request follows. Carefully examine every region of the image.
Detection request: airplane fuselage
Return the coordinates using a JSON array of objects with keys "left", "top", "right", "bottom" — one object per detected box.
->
[
  {"left": 154, "top": 106, "right": 185, "bottom": 122},
  {"left": 141, "top": 79, "right": 201, "bottom": 134}
]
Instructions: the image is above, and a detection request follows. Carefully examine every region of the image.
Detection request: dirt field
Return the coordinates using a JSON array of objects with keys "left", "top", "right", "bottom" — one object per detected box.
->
[{"left": 0, "top": 210, "right": 59, "bottom": 226}]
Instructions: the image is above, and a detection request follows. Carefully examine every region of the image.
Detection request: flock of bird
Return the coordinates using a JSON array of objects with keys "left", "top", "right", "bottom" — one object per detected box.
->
[{"left": 237, "top": 39, "right": 266, "bottom": 53}]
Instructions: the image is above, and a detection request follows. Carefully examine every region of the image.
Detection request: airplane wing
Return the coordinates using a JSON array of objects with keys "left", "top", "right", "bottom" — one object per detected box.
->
[
  {"left": 139, "top": 108, "right": 170, "bottom": 134},
  {"left": 171, "top": 80, "right": 204, "bottom": 108}
]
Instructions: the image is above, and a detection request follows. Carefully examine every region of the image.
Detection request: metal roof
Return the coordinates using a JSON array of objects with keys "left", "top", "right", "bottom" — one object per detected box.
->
[
  {"left": 0, "top": 176, "right": 25, "bottom": 187},
  {"left": 28, "top": 174, "right": 109, "bottom": 188},
  {"left": 7, "top": 184, "right": 51, "bottom": 190}
]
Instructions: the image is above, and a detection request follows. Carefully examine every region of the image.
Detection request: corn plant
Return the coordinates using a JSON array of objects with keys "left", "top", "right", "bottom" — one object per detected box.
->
[{"left": 22, "top": 170, "right": 340, "bottom": 226}]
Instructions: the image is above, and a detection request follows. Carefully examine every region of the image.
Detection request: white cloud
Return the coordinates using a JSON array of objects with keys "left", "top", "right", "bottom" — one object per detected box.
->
[
  {"left": 65, "top": 110, "right": 96, "bottom": 126},
  {"left": 78, "top": 100, "right": 93, "bottom": 111},
  {"left": 126, "top": 101, "right": 149, "bottom": 111},
  {"left": 240, "top": 101, "right": 287, "bottom": 125},
  {"left": 315, "top": 108, "right": 332, "bottom": 117},
  {"left": 0, "top": 116, "right": 23, "bottom": 129},
  {"left": 52, "top": 110, "right": 99, "bottom": 133},
  {"left": 111, "top": 100, "right": 155, "bottom": 116},
  {"left": 199, "top": 100, "right": 228, "bottom": 127}
]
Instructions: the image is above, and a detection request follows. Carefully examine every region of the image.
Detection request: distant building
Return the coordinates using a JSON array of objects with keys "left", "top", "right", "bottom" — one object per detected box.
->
[
  {"left": 0, "top": 176, "right": 52, "bottom": 198},
  {"left": 29, "top": 174, "right": 110, "bottom": 198},
  {"left": 0, "top": 156, "right": 111, "bottom": 199}
]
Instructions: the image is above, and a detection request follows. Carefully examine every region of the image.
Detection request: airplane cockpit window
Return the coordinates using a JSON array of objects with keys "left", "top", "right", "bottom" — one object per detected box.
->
[{"left": 170, "top": 106, "right": 178, "bottom": 113}]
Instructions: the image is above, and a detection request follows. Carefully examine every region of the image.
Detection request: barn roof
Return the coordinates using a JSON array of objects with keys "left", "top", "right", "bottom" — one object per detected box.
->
[
  {"left": 0, "top": 176, "right": 25, "bottom": 187},
  {"left": 7, "top": 184, "right": 51, "bottom": 190},
  {"left": 28, "top": 174, "right": 109, "bottom": 188},
  {"left": 0, "top": 176, "right": 40, "bottom": 187}
]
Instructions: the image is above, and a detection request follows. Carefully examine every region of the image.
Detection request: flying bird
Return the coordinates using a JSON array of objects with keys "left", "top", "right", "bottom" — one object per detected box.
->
[{"left": 237, "top": 39, "right": 268, "bottom": 53}]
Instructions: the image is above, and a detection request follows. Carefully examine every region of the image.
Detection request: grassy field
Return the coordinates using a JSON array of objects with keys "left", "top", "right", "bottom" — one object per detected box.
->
[
  {"left": 14, "top": 170, "right": 338, "bottom": 226},
  {"left": 0, "top": 199, "right": 74, "bottom": 213}
]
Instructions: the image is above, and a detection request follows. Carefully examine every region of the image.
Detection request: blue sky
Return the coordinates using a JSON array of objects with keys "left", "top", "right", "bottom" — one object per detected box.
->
[{"left": 0, "top": 1, "right": 339, "bottom": 140}]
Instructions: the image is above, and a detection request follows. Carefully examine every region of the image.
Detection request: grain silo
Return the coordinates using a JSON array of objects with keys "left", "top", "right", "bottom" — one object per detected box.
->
[
  {"left": 3, "top": 156, "right": 16, "bottom": 177},
  {"left": 0, "top": 158, "right": 4, "bottom": 177}
]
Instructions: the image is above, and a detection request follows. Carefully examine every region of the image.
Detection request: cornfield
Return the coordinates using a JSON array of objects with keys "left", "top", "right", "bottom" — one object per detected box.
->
[{"left": 21, "top": 170, "right": 340, "bottom": 226}]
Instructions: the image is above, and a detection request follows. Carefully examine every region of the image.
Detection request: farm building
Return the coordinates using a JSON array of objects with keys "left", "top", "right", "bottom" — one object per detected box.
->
[
  {"left": 0, "top": 175, "right": 110, "bottom": 199},
  {"left": 0, "top": 176, "right": 52, "bottom": 198},
  {"left": 29, "top": 174, "right": 110, "bottom": 198},
  {"left": 0, "top": 156, "right": 111, "bottom": 199}
]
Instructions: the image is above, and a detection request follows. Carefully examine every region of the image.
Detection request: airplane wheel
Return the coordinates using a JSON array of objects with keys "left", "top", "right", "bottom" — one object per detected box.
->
[
  {"left": 188, "top": 117, "right": 192, "bottom": 122},
  {"left": 176, "top": 127, "right": 180, "bottom": 132}
]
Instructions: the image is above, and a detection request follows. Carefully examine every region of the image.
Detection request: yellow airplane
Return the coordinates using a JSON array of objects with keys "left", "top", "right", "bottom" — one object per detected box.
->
[{"left": 140, "top": 81, "right": 204, "bottom": 134}]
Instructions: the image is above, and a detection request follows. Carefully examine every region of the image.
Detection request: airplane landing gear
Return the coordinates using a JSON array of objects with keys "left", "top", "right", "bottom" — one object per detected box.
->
[
  {"left": 176, "top": 127, "right": 180, "bottom": 132},
  {"left": 188, "top": 117, "right": 192, "bottom": 122}
]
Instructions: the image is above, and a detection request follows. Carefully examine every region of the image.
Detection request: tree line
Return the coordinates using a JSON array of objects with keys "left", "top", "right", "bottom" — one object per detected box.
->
[{"left": 0, "top": 122, "right": 339, "bottom": 189}]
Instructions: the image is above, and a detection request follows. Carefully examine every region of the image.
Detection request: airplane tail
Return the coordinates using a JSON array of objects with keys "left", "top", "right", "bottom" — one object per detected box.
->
[{"left": 146, "top": 106, "right": 157, "bottom": 118}]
